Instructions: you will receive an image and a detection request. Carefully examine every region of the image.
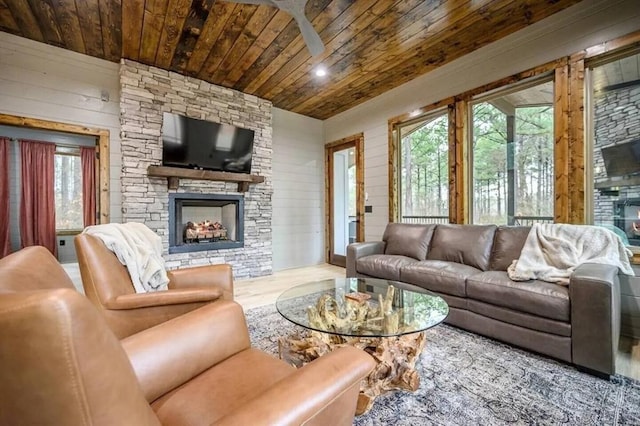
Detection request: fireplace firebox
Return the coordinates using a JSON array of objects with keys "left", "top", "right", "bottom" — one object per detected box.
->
[
  {"left": 169, "top": 193, "right": 244, "bottom": 254},
  {"left": 614, "top": 198, "right": 640, "bottom": 246}
]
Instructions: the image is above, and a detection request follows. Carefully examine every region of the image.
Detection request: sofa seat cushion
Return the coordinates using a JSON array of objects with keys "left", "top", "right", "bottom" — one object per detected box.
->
[
  {"left": 466, "top": 271, "right": 569, "bottom": 322},
  {"left": 467, "top": 299, "right": 571, "bottom": 337},
  {"left": 356, "top": 255, "right": 418, "bottom": 281},
  {"left": 400, "top": 260, "right": 481, "bottom": 297},
  {"left": 151, "top": 348, "right": 294, "bottom": 425}
]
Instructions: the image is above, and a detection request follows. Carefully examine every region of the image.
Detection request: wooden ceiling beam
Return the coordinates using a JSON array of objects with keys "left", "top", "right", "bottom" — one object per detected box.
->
[
  {"left": 254, "top": 0, "right": 376, "bottom": 99},
  {"left": 98, "top": 0, "right": 121, "bottom": 62},
  {"left": 185, "top": 2, "right": 236, "bottom": 76},
  {"left": 139, "top": 0, "right": 169, "bottom": 64},
  {"left": 220, "top": 10, "right": 292, "bottom": 87},
  {"left": 155, "top": 0, "right": 192, "bottom": 68},
  {"left": 196, "top": 5, "right": 258, "bottom": 81},
  {"left": 122, "top": 0, "right": 144, "bottom": 60},
  {"left": 289, "top": 0, "right": 580, "bottom": 118},
  {"left": 328, "top": 0, "right": 580, "bottom": 117},
  {"left": 242, "top": 0, "right": 353, "bottom": 95},
  {"left": 75, "top": 0, "right": 105, "bottom": 57},
  {"left": 233, "top": 0, "right": 332, "bottom": 92},
  {"left": 3, "top": 0, "right": 44, "bottom": 41},
  {"left": 51, "top": 0, "right": 86, "bottom": 54},
  {"left": 0, "top": 0, "right": 20, "bottom": 34},
  {"left": 26, "top": 0, "right": 63, "bottom": 46},
  {"left": 273, "top": 0, "right": 452, "bottom": 110},
  {"left": 210, "top": 5, "right": 278, "bottom": 83},
  {"left": 170, "top": 0, "right": 216, "bottom": 73}
]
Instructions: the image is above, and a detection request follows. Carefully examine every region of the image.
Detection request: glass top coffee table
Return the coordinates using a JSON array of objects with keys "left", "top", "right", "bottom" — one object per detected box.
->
[{"left": 276, "top": 277, "right": 449, "bottom": 415}]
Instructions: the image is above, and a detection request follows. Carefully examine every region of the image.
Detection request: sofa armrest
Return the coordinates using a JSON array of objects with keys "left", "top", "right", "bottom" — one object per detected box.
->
[
  {"left": 122, "top": 300, "right": 250, "bottom": 402},
  {"left": 214, "top": 346, "right": 375, "bottom": 426},
  {"left": 570, "top": 263, "right": 620, "bottom": 376},
  {"left": 104, "top": 288, "right": 222, "bottom": 310},
  {"left": 167, "top": 264, "right": 233, "bottom": 300},
  {"left": 346, "top": 241, "right": 386, "bottom": 277}
]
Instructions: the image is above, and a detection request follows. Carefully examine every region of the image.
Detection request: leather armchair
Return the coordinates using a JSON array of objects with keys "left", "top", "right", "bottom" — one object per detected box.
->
[
  {"left": 0, "top": 247, "right": 376, "bottom": 425},
  {"left": 75, "top": 233, "right": 233, "bottom": 338}
]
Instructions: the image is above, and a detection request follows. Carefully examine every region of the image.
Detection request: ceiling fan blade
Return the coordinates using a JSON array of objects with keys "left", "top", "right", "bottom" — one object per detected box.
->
[
  {"left": 291, "top": 13, "right": 325, "bottom": 56},
  {"left": 222, "top": 0, "right": 324, "bottom": 56}
]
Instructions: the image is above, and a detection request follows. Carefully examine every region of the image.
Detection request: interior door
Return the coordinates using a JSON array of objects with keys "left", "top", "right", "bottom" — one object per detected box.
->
[{"left": 326, "top": 135, "right": 364, "bottom": 267}]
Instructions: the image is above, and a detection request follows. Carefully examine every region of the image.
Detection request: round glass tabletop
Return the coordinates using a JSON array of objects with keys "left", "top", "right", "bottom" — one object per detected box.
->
[{"left": 276, "top": 277, "right": 449, "bottom": 338}]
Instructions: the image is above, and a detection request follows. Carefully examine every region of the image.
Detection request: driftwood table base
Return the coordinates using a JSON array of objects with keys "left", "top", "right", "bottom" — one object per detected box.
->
[{"left": 278, "top": 330, "right": 426, "bottom": 415}]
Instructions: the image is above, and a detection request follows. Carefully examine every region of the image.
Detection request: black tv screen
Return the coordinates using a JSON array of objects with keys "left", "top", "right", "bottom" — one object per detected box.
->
[
  {"left": 162, "top": 112, "right": 255, "bottom": 174},
  {"left": 601, "top": 139, "right": 640, "bottom": 177}
]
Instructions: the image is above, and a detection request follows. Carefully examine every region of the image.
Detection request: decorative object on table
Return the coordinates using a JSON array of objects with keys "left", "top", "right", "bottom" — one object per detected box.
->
[{"left": 277, "top": 283, "right": 442, "bottom": 415}]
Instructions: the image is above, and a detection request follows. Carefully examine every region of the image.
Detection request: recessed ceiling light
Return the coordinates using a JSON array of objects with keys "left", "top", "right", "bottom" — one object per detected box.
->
[{"left": 315, "top": 67, "right": 327, "bottom": 77}]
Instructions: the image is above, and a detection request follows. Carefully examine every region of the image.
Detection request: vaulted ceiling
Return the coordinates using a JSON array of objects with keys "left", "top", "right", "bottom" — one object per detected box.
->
[{"left": 0, "top": 0, "right": 583, "bottom": 119}]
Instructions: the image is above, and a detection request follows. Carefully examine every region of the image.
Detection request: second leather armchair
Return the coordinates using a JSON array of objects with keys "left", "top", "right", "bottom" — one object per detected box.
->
[{"left": 75, "top": 233, "right": 233, "bottom": 338}]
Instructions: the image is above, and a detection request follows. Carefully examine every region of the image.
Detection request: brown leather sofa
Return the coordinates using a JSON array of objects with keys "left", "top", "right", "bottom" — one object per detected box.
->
[
  {"left": 0, "top": 246, "right": 376, "bottom": 425},
  {"left": 75, "top": 233, "right": 234, "bottom": 338},
  {"left": 347, "top": 223, "right": 622, "bottom": 377}
]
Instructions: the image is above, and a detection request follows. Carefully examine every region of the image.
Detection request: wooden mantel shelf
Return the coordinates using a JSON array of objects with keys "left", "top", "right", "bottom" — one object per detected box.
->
[{"left": 147, "top": 165, "right": 265, "bottom": 192}]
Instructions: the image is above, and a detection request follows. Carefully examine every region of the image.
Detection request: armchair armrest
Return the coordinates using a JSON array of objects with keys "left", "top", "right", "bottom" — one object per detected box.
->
[
  {"left": 214, "top": 346, "right": 375, "bottom": 426},
  {"left": 122, "top": 300, "right": 250, "bottom": 402},
  {"left": 104, "top": 288, "right": 222, "bottom": 310},
  {"left": 570, "top": 263, "right": 620, "bottom": 376},
  {"left": 346, "top": 241, "right": 386, "bottom": 277},
  {"left": 167, "top": 264, "right": 233, "bottom": 300}
]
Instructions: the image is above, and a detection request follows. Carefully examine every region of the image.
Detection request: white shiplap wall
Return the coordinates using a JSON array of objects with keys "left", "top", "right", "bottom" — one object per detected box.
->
[
  {"left": 0, "top": 31, "right": 122, "bottom": 224},
  {"left": 272, "top": 108, "right": 325, "bottom": 271},
  {"left": 324, "top": 0, "right": 640, "bottom": 241}
]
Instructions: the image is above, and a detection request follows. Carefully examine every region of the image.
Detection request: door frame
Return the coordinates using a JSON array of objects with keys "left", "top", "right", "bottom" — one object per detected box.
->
[{"left": 325, "top": 133, "right": 364, "bottom": 266}]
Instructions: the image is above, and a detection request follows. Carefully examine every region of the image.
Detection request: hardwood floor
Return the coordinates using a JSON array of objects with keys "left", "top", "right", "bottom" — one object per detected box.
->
[{"left": 235, "top": 264, "right": 640, "bottom": 382}]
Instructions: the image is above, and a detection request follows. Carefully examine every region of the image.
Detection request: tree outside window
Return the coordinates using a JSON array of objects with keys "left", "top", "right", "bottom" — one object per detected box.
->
[
  {"left": 471, "top": 80, "right": 554, "bottom": 225},
  {"left": 399, "top": 112, "right": 449, "bottom": 224},
  {"left": 54, "top": 153, "right": 83, "bottom": 231}
]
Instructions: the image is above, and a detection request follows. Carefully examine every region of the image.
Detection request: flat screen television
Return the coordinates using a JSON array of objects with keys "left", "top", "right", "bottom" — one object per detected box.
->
[
  {"left": 601, "top": 139, "right": 640, "bottom": 177},
  {"left": 162, "top": 112, "right": 255, "bottom": 174}
]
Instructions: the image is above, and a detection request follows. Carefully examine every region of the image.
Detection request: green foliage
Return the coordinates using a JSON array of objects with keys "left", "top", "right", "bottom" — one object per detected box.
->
[{"left": 399, "top": 99, "right": 554, "bottom": 225}]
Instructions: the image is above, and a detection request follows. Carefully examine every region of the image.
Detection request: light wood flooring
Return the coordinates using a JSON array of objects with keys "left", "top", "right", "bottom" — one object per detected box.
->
[{"left": 235, "top": 264, "right": 640, "bottom": 382}]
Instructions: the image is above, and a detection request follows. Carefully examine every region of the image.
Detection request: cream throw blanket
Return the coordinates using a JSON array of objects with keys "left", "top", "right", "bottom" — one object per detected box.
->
[
  {"left": 83, "top": 223, "right": 169, "bottom": 293},
  {"left": 507, "top": 223, "right": 634, "bottom": 285}
]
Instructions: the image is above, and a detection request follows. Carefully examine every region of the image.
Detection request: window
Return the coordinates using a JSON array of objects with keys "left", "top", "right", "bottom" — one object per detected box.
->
[
  {"left": 54, "top": 147, "right": 83, "bottom": 231},
  {"left": 471, "top": 80, "right": 555, "bottom": 225},
  {"left": 397, "top": 110, "right": 449, "bottom": 224}
]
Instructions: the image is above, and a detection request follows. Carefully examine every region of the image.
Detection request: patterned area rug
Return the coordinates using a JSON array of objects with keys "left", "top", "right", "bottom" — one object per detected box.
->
[{"left": 245, "top": 304, "right": 640, "bottom": 426}]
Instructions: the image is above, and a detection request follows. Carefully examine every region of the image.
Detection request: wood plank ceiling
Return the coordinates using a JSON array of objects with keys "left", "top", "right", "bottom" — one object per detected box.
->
[{"left": 0, "top": 0, "right": 583, "bottom": 120}]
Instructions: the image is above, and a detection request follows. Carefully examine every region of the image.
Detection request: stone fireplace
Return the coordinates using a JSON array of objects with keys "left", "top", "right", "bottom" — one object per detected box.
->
[
  {"left": 119, "top": 60, "right": 273, "bottom": 278},
  {"left": 169, "top": 193, "right": 244, "bottom": 254}
]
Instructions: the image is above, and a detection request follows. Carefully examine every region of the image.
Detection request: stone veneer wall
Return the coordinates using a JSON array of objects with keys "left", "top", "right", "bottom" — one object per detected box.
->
[
  {"left": 119, "top": 60, "right": 272, "bottom": 278},
  {"left": 593, "top": 85, "right": 640, "bottom": 228}
]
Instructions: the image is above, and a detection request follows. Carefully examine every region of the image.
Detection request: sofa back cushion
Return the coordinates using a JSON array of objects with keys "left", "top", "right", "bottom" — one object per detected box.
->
[
  {"left": 383, "top": 223, "right": 435, "bottom": 260},
  {"left": 489, "top": 226, "right": 531, "bottom": 271},
  {"left": 427, "top": 224, "right": 497, "bottom": 271}
]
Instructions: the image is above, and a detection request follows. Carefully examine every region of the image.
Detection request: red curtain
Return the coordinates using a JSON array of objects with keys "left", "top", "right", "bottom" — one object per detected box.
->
[
  {"left": 80, "top": 146, "right": 96, "bottom": 227},
  {"left": 20, "top": 139, "right": 57, "bottom": 256},
  {"left": 0, "top": 138, "right": 10, "bottom": 258}
]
